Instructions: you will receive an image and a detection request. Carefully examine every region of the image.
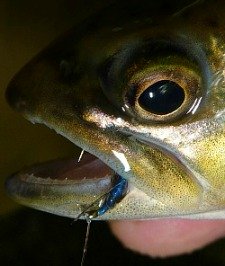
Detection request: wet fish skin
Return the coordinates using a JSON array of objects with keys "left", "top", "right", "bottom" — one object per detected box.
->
[{"left": 5, "top": 0, "right": 225, "bottom": 219}]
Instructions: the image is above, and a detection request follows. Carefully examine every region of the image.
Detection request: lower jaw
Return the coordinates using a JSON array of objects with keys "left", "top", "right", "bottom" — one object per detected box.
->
[{"left": 5, "top": 152, "right": 127, "bottom": 219}]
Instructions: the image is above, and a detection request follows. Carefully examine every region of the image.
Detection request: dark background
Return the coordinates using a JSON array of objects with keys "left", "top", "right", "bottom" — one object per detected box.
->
[{"left": 1, "top": 1, "right": 225, "bottom": 265}]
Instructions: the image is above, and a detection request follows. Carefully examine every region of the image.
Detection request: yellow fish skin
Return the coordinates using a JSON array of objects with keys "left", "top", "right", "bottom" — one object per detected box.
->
[{"left": 5, "top": 0, "right": 225, "bottom": 220}]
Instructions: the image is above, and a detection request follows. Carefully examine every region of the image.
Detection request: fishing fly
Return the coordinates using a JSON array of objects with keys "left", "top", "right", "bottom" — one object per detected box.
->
[{"left": 74, "top": 174, "right": 128, "bottom": 266}]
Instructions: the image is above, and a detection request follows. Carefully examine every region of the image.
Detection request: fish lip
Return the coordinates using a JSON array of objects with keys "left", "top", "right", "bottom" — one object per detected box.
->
[
  {"left": 5, "top": 153, "right": 115, "bottom": 203},
  {"left": 5, "top": 168, "right": 113, "bottom": 198}
]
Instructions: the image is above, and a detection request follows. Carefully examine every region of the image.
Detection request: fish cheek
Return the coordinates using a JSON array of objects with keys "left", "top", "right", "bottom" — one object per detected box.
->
[
  {"left": 189, "top": 134, "right": 225, "bottom": 204},
  {"left": 125, "top": 143, "right": 202, "bottom": 213}
]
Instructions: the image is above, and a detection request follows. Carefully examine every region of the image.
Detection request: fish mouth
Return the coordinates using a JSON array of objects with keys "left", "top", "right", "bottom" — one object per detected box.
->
[
  {"left": 5, "top": 127, "right": 203, "bottom": 220},
  {"left": 5, "top": 151, "right": 123, "bottom": 219}
]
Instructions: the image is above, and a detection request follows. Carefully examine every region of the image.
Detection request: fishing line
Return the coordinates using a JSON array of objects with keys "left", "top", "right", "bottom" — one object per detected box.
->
[
  {"left": 172, "top": 0, "right": 204, "bottom": 17},
  {"left": 80, "top": 217, "right": 92, "bottom": 266}
]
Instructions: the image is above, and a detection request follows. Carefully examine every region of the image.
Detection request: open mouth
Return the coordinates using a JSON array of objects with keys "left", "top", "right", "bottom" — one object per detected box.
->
[{"left": 5, "top": 148, "right": 129, "bottom": 219}]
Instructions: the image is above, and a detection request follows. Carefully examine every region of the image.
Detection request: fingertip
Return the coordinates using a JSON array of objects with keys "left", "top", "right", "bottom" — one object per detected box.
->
[{"left": 109, "top": 219, "right": 225, "bottom": 257}]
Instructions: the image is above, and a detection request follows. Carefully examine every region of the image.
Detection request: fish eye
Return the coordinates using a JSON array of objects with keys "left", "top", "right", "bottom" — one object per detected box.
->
[
  {"left": 100, "top": 39, "right": 207, "bottom": 123},
  {"left": 138, "top": 80, "right": 185, "bottom": 115},
  {"left": 125, "top": 62, "right": 203, "bottom": 123}
]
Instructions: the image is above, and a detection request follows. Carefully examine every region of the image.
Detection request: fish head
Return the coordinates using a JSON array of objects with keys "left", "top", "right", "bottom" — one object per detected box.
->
[{"left": 5, "top": 0, "right": 225, "bottom": 219}]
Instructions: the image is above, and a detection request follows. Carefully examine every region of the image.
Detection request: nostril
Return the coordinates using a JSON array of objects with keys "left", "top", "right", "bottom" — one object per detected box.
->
[{"left": 5, "top": 81, "right": 27, "bottom": 112}]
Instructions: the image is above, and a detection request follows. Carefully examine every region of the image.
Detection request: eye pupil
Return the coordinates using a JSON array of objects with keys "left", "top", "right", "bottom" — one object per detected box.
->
[{"left": 138, "top": 80, "right": 185, "bottom": 115}]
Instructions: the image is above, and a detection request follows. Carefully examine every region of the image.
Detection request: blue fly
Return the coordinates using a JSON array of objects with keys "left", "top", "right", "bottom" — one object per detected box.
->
[
  {"left": 75, "top": 174, "right": 128, "bottom": 220},
  {"left": 77, "top": 174, "right": 128, "bottom": 266},
  {"left": 97, "top": 175, "right": 128, "bottom": 216}
]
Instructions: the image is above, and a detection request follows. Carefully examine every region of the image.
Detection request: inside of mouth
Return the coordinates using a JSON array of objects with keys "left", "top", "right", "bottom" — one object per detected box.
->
[{"left": 23, "top": 152, "right": 114, "bottom": 181}]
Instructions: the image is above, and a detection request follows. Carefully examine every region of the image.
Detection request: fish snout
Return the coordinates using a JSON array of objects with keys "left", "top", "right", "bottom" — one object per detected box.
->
[{"left": 6, "top": 75, "right": 28, "bottom": 113}]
